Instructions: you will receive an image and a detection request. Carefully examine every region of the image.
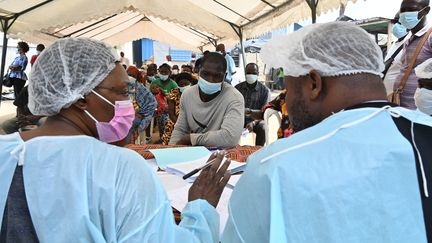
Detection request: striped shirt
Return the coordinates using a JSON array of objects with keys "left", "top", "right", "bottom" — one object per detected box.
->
[{"left": 395, "top": 23, "right": 432, "bottom": 109}]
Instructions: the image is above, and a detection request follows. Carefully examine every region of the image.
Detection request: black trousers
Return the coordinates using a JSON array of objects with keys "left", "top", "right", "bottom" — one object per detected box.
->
[
  {"left": 11, "top": 78, "right": 26, "bottom": 100},
  {"left": 252, "top": 121, "right": 266, "bottom": 146}
]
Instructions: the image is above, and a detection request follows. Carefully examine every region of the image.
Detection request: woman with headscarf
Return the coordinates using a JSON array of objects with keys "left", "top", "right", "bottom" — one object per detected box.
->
[{"left": 0, "top": 38, "right": 231, "bottom": 242}]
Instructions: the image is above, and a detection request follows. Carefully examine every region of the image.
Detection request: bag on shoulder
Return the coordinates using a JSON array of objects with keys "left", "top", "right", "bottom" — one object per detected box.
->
[
  {"left": 2, "top": 72, "right": 13, "bottom": 87},
  {"left": 389, "top": 27, "right": 432, "bottom": 104}
]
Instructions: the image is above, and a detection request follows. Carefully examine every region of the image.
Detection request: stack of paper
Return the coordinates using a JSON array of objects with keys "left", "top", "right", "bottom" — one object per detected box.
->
[{"left": 148, "top": 146, "right": 211, "bottom": 169}]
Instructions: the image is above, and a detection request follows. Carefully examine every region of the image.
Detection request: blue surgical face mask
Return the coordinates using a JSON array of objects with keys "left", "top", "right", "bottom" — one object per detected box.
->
[
  {"left": 198, "top": 77, "right": 222, "bottom": 95},
  {"left": 392, "top": 23, "right": 408, "bottom": 39},
  {"left": 399, "top": 8, "right": 426, "bottom": 30}
]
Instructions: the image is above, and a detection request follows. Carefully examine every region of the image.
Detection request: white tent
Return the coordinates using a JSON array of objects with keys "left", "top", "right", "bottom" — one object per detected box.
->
[
  {"left": 0, "top": 0, "right": 358, "bottom": 100},
  {"left": 1, "top": 0, "right": 358, "bottom": 48}
]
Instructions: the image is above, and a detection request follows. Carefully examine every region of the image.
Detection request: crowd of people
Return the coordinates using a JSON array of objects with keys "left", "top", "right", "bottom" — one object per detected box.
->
[{"left": 0, "top": 0, "right": 431, "bottom": 242}]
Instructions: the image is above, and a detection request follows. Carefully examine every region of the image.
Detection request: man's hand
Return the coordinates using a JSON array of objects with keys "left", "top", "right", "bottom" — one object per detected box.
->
[
  {"left": 189, "top": 152, "right": 231, "bottom": 207},
  {"left": 177, "top": 134, "right": 191, "bottom": 145},
  {"left": 246, "top": 121, "right": 255, "bottom": 132}
]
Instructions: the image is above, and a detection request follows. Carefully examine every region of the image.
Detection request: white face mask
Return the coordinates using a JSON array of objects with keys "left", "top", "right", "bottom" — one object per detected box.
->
[
  {"left": 415, "top": 88, "right": 432, "bottom": 115},
  {"left": 172, "top": 70, "right": 179, "bottom": 75},
  {"left": 246, "top": 74, "right": 258, "bottom": 84},
  {"left": 159, "top": 74, "right": 169, "bottom": 81}
]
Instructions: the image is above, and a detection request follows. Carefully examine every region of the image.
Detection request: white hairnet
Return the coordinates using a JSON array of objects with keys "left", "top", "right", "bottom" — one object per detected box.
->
[
  {"left": 29, "top": 38, "right": 119, "bottom": 116},
  {"left": 261, "top": 22, "right": 385, "bottom": 78},
  {"left": 415, "top": 58, "right": 432, "bottom": 79}
]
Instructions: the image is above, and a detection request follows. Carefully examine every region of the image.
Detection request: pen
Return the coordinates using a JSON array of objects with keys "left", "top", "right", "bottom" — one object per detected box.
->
[
  {"left": 182, "top": 152, "right": 227, "bottom": 180},
  {"left": 226, "top": 163, "right": 247, "bottom": 175}
]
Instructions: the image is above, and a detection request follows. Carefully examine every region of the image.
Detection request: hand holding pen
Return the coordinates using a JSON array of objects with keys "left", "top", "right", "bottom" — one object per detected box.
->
[{"left": 188, "top": 151, "right": 231, "bottom": 208}]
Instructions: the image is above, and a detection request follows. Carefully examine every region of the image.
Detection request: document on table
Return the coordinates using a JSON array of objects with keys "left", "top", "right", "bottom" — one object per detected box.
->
[
  {"left": 148, "top": 146, "right": 211, "bottom": 169},
  {"left": 164, "top": 181, "right": 233, "bottom": 235}
]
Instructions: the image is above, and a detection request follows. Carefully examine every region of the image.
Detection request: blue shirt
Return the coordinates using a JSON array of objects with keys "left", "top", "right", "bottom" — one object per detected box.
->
[
  {"left": 134, "top": 83, "right": 157, "bottom": 132},
  {"left": 9, "top": 55, "right": 28, "bottom": 80},
  {"left": 225, "top": 54, "right": 236, "bottom": 82}
]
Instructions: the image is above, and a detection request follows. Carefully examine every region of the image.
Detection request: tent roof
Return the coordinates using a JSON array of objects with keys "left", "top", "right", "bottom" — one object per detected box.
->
[{"left": 0, "top": 0, "right": 358, "bottom": 50}]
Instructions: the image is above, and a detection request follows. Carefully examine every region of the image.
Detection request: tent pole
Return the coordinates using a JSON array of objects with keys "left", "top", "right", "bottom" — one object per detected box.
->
[
  {"left": 307, "top": 0, "right": 319, "bottom": 24},
  {"left": 239, "top": 27, "right": 246, "bottom": 81},
  {"left": 0, "top": 18, "right": 9, "bottom": 106}
]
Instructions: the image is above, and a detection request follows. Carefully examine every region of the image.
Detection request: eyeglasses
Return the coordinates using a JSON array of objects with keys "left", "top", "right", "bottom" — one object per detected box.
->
[{"left": 95, "top": 86, "right": 129, "bottom": 96}]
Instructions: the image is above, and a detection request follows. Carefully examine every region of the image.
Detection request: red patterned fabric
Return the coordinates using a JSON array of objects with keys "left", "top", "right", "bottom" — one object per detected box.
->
[{"left": 125, "top": 144, "right": 262, "bottom": 162}]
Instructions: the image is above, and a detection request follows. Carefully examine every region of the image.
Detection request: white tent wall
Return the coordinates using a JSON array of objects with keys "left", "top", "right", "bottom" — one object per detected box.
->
[
  {"left": 153, "top": 41, "right": 170, "bottom": 66},
  {"left": 102, "top": 20, "right": 199, "bottom": 51}
]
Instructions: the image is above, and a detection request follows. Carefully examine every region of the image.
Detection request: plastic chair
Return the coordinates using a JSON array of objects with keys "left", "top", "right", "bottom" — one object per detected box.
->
[{"left": 263, "top": 108, "right": 282, "bottom": 145}]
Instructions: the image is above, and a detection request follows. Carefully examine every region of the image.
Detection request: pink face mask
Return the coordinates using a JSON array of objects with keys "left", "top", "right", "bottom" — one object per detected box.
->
[{"left": 84, "top": 90, "right": 135, "bottom": 143}]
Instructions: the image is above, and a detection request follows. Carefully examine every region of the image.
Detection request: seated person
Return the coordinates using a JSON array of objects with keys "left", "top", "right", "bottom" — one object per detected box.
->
[
  {"left": 235, "top": 63, "right": 271, "bottom": 146},
  {"left": 182, "top": 64, "right": 198, "bottom": 84},
  {"left": 222, "top": 22, "right": 432, "bottom": 243},
  {"left": 181, "top": 64, "right": 193, "bottom": 74},
  {"left": 169, "top": 52, "right": 244, "bottom": 148},
  {"left": 414, "top": 58, "right": 432, "bottom": 115},
  {"left": 262, "top": 90, "right": 294, "bottom": 138},
  {"left": 125, "top": 66, "right": 156, "bottom": 144},
  {"left": 0, "top": 38, "right": 230, "bottom": 242},
  {"left": 152, "top": 63, "right": 178, "bottom": 94},
  {"left": 171, "top": 64, "right": 180, "bottom": 80},
  {"left": 1, "top": 86, "right": 42, "bottom": 134},
  {"left": 146, "top": 63, "right": 157, "bottom": 83},
  {"left": 162, "top": 72, "right": 193, "bottom": 145}
]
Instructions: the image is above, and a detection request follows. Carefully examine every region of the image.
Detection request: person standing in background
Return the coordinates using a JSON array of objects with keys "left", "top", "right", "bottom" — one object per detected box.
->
[
  {"left": 30, "top": 44, "right": 45, "bottom": 67},
  {"left": 9, "top": 41, "right": 29, "bottom": 99},
  {"left": 119, "top": 51, "right": 130, "bottom": 68},
  {"left": 216, "top": 44, "right": 236, "bottom": 84},
  {"left": 393, "top": 0, "right": 432, "bottom": 109}
]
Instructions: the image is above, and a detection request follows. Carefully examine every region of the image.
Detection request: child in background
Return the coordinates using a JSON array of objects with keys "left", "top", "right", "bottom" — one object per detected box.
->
[{"left": 150, "top": 83, "right": 169, "bottom": 141}]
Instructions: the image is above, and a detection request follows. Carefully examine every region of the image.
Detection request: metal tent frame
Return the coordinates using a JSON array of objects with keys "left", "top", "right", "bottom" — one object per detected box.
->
[
  {"left": 0, "top": 0, "right": 54, "bottom": 105},
  {"left": 0, "top": 0, "right": 322, "bottom": 104}
]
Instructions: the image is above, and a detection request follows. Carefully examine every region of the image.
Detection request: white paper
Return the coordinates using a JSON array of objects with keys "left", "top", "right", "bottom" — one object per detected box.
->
[
  {"left": 149, "top": 146, "right": 211, "bottom": 169},
  {"left": 164, "top": 182, "right": 233, "bottom": 235}
]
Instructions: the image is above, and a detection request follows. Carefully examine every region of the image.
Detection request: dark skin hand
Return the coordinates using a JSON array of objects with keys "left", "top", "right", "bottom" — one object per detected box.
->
[
  {"left": 189, "top": 151, "right": 231, "bottom": 207},
  {"left": 177, "top": 134, "right": 191, "bottom": 145},
  {"left": 246, "top": 121, "right": 255, "bottom": 132}
]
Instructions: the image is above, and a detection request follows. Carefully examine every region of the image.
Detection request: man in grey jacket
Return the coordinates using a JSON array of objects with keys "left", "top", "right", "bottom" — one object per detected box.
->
[{"left": 169, "top": 52, "right": 244, "bottom": 148}]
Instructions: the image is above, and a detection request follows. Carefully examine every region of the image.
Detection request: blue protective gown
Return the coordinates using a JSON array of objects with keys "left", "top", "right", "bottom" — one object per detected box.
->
[
  {"left": 222, "top": 105, "right": 432, "bottom": 243},
  {"left": 0, "top": 134, "right": 219, "bottom": 242}
]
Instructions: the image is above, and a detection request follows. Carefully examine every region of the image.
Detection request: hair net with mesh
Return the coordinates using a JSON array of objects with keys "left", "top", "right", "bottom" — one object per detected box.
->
[
  {"left": 415, "top": 58, "right": 432, "bottom": 79},
  {"left": 260, "top": 22, "right": 385, "bottom": 78},
  {"left": 28, "top": 38, "right": 119, "bottom": 116}
]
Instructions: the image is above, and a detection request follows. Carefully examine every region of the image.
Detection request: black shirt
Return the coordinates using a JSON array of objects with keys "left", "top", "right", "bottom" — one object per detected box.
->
[{"left": 235, "top": 81, "right": 269, "bottom": 124}]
